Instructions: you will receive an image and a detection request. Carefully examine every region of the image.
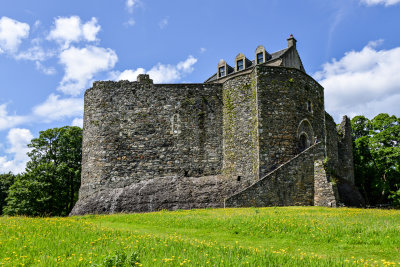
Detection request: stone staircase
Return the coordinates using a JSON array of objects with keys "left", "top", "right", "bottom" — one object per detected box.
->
[{"left": 224, "top": 142, "right": 338, "bottom": 208}]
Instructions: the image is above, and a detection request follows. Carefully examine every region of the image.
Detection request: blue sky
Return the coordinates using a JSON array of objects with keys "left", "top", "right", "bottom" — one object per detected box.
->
[{"left": 1, "top": 0, "right": 400, "bottom": 173}]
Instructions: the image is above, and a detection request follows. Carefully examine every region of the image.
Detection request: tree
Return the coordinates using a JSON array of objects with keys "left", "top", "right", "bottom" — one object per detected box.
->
[
  {"left": 351, "top": 114, "right": 400, "bottom": 206},
  {"left": 0, "top": 172, "right": 15, "bottom": 215},
  {"left": 4, "top": 126, "right": 82, "bottom": 216}
]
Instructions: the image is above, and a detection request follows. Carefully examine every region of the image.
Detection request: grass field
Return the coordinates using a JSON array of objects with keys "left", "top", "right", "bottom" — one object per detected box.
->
[{"left": 1, "top": 207, "right": 400, "bottom": 266}]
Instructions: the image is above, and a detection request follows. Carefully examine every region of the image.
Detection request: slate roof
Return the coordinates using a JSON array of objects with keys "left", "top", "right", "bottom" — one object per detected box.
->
[{"left": 204, "top": 48, "right": 289, "bottom": 83}]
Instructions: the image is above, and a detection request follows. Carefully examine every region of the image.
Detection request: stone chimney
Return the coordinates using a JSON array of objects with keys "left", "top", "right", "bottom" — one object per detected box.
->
[
  {"left": 287, "top": 34, "right": 297, "bottom": 48},
  {"left": 137, "top": 74, "right": 153, "bottom": 84}
]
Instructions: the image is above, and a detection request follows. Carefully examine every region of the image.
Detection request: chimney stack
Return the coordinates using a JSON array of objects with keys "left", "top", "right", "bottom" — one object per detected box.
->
[{"left": 287, "top": 34, "right": 297, "bottom": 48}]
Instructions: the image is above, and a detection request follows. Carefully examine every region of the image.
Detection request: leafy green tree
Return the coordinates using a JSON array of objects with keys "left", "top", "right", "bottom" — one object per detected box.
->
[
  {"left": 4, "top": 126, "right": 82, "bottom": 216},
  {"left": 352, "top": 114, "right": 400, "bottom": 206},
  {"left": 0, "top": 172, "right": 15, "bottom": 215}
]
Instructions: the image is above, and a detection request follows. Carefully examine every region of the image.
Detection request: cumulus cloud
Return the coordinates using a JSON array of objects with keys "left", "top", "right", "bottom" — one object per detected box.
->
[
  {"left": 126, "top": 0, "right": 140, "bottom": 13},
  {"left": 360, "top": 0, "right": 400, "bottom": 6},
  {"left": 115, "top": 55, "right": 197, "bottom": 83},
  {"left": 58, "top": 45, "right": 118, "bottom": 95},
  {"left": 0, "top": 128, "right": 33, "bottom": 174},
  {"left": 71, "top": 118, "right": 83, "bottom": 127},
  {"left": 0, "top": 104, "right": 28, "bottom": 131},
  {"left": 32, "top": 94, "right": 83, "bottom": 122},
  {"left": 47, "top": 16, "right": 101, "bottom": 48},
  {"left": 0, "top": 16, "right": 30, "bottom": 53},
  {"left": 315, "top": 41, "right": 400, "bottom": 121}
]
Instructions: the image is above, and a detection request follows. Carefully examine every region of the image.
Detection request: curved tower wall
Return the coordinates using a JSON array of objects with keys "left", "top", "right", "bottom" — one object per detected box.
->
[
  {"left": 79, "top": 81, "right": 224, "bottom": 201},
  {"left": 256, "top": 66, "right": 325, "bottom": 177}
]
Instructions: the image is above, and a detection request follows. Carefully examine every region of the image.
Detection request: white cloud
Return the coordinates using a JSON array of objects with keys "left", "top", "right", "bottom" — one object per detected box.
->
[
  {"left": 117, "top": 68, "right": 146, "bottom": 81},
  {"left": 0, "top": 128, "right": 33, "bottom": 174},
  {"left": 15, "top": 45, "right": 55, "bottom": 61},
  {"left": 33, "top": 94, "right": 83, "bottom": 122},
  {"left": 0, "top": 16, "right": 30, "bottom": 53},
  {"left": 126, "top": 0, "right": 140, "bottom": 13},
  {"left": 124, "top": 18, "right": 136, "bottom": 27},
  {"left": 159, "top": 17, "right": 169, "bottom": 29},
  {"left": 360, "top": 0, "right": 400, "bottom": 6},
  {"left": 47, "top": 16, "right": 101, "bottom": 48},
  {"left": 115, "top": 55, "right": 197, "bottom": 83},
  {"left": 0, "top": 104, "right": 28, "bottom": 131},
  {"left": 315, "top": 41, "right": 400, "bottom": 121},
  {"left": 35, "top": 61, "right": 56, "bottom": 75},
  {"left": 58, "top": 45, "right": 118, "bottom": 95},
  {"left": 71, "top": 118, "right": 83, "bottom": 127},
  {"left": 82, "top": 18, "right": 101, "bottom": 42},
  {"left": 200, "top": 47, "right": 206, "bottom": 53}
]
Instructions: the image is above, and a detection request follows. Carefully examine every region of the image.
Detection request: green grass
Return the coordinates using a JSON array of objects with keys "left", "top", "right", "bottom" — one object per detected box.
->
[{"left": 1, "top": 207, "right": 400, "bottom": 266}]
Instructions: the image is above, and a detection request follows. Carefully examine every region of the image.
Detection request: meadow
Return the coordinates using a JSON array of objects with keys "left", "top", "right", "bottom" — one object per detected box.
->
[{"left": 0, "top": 207, "right": 399, "bottom": 266}]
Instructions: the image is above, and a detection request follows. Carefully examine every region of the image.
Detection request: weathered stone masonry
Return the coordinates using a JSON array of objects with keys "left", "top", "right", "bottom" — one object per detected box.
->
[{"left": 71, "top": 37, "right": 362, "bottom": 215}]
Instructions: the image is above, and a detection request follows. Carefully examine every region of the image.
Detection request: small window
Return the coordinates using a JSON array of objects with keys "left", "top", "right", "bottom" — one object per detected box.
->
[
  {"left": 257, "top": 52, "right": 264, "bottom": 64},
  {"left": 237, "top": 59, "right": 244, "bottom": 71},
  {"left": 306, "top": 101, "right": 312, "bottom": 112},
  {"left": 171, "top": 114, "right": 181, "bottom": 135},
  {"left": 219, "top": 66, "right": 225, "bottom": 77}
]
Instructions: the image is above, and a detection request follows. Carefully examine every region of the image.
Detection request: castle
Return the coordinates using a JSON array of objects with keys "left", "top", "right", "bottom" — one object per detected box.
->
[{"left": 71, "top": 35, "right": 364, "bottom": 215}]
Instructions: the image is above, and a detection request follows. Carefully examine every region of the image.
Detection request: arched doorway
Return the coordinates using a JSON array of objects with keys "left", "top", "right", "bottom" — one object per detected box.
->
[
  {"left": 299, "top": 133, "right": 309, "bottom": 152},
  {"left": 297, "top": 119, "right": 314, "bottom": 153}
]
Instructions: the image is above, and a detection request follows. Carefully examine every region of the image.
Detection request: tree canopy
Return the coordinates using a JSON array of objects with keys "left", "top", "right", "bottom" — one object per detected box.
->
[
  {"left": 4, "top": 126, "right": 82, "bottom": 216},
  {"left": 351, "top": 113, "right": 400, "bottom": 206}
]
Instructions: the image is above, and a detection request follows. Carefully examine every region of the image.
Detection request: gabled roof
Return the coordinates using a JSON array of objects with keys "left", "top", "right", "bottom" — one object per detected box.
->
[{"left": 204, "top": 47, "right": 291, "bottom": 83}]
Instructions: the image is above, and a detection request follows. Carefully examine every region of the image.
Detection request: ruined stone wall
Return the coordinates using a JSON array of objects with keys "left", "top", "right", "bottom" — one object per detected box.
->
[
  {"left": 256, "top": 66, "right": 325, "bottom": 177},
  {"left": 314, "top": 151, "right": 338, "bottom": 207},
  {"left": 325, "top": 114, "right": 355, "bottom": 184},
  {"left": 337, "top": 116, "right": 355, "bottom": 184},
  {"left": 222, "top": 71, "right": 259, "bottom": 188},
  {"left": 324, "top": 112, "right": 340, "bottom": 172},
  {"left": 224, "top": 143, "right": 324, "bottom": 208},
  {"left": 78, "top": 80, "right": 223, "bottom": 200}
]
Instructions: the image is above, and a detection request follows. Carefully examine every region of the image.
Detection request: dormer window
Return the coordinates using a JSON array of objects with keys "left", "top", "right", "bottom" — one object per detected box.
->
[
  {"left": 217, "top": 59, "right": 233, "bottom": 79},
  {"left": 234, "top": 53, "right": 251, "bottom": 72},
  {"left": 237, "top": 59, "right": 244, "bottom": 71},
  {"left": 218, "top": 66, "right": 225, "bottom": 77},
  {"left": 255, "top": 45, "right": 271, "bottom": 65},
  {"left": 257, "top": 52, "right": 264, "bottom": 64}
]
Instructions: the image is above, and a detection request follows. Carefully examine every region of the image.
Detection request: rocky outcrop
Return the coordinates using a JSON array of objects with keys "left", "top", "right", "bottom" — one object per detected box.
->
[{"left": 70, "top": 175, "right": 241, "bottom": 215}]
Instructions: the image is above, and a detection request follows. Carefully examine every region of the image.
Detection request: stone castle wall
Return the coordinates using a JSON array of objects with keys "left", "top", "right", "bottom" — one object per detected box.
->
[
  {"left": 222, "top": 70, "right": 259, "bottom": 188},
  {"left": 79, "top": 80, "right": 223, "bottom": 200},
  {"left": 256, "top": 66, "right": 325, "bottom": 177},
  {"left": 225, "top": 142, "right": 325, "bottom": 208}
]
